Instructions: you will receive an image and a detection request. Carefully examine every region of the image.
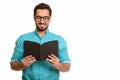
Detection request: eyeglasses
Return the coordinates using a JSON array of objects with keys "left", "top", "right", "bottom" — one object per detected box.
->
[{"left": 35, "top": 16, "right": 50, "bottom": 22}]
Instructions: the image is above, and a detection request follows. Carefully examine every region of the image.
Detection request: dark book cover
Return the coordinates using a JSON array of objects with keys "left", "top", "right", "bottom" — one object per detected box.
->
[{"left": 24, "top": 40, "right": 58, "bottom": 61}]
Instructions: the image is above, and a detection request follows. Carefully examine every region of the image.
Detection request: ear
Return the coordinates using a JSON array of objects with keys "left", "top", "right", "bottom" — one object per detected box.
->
[
  {"left": 33, "top": 15, "right": 36, "bottom": 21},
  {"left": 49, "top": 16, "right": 52, "bottom": 22}
]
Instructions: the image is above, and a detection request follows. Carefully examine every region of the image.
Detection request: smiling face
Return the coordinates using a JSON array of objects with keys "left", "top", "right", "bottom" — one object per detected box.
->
[{"left": 34, "top": 9, "right": 51, "bottom": 32}]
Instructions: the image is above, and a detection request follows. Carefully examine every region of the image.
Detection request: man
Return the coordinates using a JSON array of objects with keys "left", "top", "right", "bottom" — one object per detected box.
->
[{"left": 10, "top": 3, "right": 70, "bottom": 80}]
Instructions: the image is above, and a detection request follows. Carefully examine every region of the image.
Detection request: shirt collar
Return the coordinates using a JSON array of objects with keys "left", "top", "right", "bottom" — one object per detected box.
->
[{"left": 34, "top": 29, "right": 50, "bottom": 38}]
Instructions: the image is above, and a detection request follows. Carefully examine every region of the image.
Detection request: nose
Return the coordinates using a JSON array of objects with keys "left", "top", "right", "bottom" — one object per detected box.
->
[{"left": 40, "top": 18, "right": 44, "bottom": 23}]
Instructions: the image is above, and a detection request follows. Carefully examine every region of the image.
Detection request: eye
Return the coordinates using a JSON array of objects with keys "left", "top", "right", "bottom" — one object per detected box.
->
[
  {"left": 35, "top": 16, "right": 50, "bottom": 22},
  {"left": 43, "top": 16, "right": 49, "bottom": 20},
  {"left": 35, "top": 16, "right": 41, "bottom": 19}
]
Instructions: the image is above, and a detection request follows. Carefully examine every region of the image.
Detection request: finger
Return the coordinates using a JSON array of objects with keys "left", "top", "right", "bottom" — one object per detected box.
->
[
  {"left": 29, "top": 58, "right": 36, "bottom": 63},
  {"left": 48, "top": 55, "right": 54, "bottom": 60},
  {"left": 24, "top": 55, "right": 32, "bottom": 61},
  {"left": 46, "top": 58, "right": 55, "bottom": 64},
  {"left": 23, "top": 58, "right": 36, "bottom": 67},
  {"left": 51, "top": 54, "right": 59, "bottom": 62},
  {"left": 26, "top": 55, "right": 32, "bottom": 59},
  {"left": 51, "top": 54, "right": 57, "bottom": 59},
  {"left": 22, "top": 56, "right": 35, "bottom": 64},
  {"left": 27, "top": 56, "right": 35, "bottom": 61}
]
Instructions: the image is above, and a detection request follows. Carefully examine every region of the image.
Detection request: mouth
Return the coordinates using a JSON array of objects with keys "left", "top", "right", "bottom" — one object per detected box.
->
[
  {"left": 40, "top": 24, "right": 45, "bottom": 28},
  {"left": 37, "top": 23, "right": 46, "bottom": 29}
]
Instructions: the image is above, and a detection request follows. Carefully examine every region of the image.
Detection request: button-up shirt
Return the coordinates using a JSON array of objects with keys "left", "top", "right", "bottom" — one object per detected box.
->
[{"left": 11, "top": 30, "right": 70, "bottom": 80}]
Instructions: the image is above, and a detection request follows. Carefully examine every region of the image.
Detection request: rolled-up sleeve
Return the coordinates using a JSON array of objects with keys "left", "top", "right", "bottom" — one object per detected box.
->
[
  {"left": 11, "top": 37, "right": 24, "bottom": 62},
  {"left": 58, "top": 36, "right": 70, "bottom": 63}
]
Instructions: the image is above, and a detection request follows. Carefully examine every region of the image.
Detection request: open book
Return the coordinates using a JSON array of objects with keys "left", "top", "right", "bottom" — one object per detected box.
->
[{"left": 24, "top": 40, "right": 58, "bottom": 61}]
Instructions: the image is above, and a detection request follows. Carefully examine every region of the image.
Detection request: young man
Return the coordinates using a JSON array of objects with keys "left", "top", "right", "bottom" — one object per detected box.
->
[{"left": 10, "top": 3, "right": 70, "bottom": 80}]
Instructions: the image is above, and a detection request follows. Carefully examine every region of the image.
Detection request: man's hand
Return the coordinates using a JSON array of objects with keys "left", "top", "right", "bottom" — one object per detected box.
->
[
  {"left": 22, "top": 55, "right": 36, "bottom": 67},
  {"left": 46, "top": 54, "right": 59, "bottom": 67},
  {"left": 46, "top": 54, "right": 70, "bottom": 72},
  {"left": 10, "top": 55, "right": 36, "bottom": 71}
]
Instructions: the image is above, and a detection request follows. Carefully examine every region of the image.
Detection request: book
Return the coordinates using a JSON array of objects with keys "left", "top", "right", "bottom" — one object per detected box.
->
[{"left": 24, "top": 40, "right": 58, "bottom": 60}]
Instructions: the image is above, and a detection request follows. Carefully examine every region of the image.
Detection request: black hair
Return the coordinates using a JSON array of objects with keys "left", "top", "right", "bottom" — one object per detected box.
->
[{"left": 34, "top": 3, "right": 52, "bottom": 16}]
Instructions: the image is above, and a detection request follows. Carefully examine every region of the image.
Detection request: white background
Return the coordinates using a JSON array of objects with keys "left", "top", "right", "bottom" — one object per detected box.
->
[{"left": 0, "top": 0, "right": 120, "bottom": 80}]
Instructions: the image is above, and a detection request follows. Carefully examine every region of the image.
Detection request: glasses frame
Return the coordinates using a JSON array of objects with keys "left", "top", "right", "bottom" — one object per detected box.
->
[{"left": 35, "top": 16, "right": 50, "bottom": 22}]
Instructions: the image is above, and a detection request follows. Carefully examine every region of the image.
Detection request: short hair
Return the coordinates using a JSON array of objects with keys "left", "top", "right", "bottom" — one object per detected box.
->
[{"left": 34, "top": 3, "right": 52, "bottom": 16}]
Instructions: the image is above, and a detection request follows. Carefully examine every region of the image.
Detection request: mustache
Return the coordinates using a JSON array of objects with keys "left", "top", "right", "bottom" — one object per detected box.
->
[{"left": 38, "top": 23, "right": 46, "bottom": 25}]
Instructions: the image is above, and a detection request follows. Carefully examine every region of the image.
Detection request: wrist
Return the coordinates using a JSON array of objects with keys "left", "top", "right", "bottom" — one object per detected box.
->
[
  {"left": 56, "top": 63, "right": 62, "bottom": 71},
  {"left": 19, "top": 62, "right": 27, "bottom": 70}
]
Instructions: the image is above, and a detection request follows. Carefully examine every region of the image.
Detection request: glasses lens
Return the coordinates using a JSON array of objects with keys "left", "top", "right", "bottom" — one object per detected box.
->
[
  {"left": 43, "top": 16, "right": 49, "bottom": 21},
  {"left": 35, "top": 16, "right": 49, "bottom": 22}
]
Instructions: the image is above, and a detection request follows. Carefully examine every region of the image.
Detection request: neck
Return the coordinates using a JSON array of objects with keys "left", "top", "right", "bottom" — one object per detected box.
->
[{"left": 36, "top": 29, "right": 47, "bottom": 38}]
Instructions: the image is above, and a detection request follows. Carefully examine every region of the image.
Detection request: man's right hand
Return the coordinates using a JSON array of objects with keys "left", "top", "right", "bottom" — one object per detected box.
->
[
  {"left": 22, "top": 55, "right": 36, "bottom": 67},
  {"left": 10, "top": 55, "right": 36, "bottom": 71}
]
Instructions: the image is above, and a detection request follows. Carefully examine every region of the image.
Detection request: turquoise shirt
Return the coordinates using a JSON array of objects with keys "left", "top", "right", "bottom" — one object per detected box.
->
[{"left": 11, "top": 30, "right": 70, "bottom": 80}]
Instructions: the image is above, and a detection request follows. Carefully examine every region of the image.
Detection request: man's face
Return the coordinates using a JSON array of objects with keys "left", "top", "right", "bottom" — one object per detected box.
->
[{"left": 34, "top": 9, "right": 51, "bottom": 32}]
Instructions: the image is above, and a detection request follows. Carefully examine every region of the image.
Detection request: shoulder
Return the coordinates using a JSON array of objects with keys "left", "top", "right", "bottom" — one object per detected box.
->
[
  {"left": 48, "top": 31, "right": 67, "bottom": 45},
  {"left": 20, "top": 31, "right": 34, "bottom": 37},
  {"left": 16, "top": 31, "right": 35, "bottom": 42},
  {"left": 48, "top": 31, "right": 65, "bottom": 40}
]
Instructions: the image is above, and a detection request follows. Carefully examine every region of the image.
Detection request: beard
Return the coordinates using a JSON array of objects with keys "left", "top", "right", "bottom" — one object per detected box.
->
[{"left": 36, "top": 23, "right": 48, "bottom": 32}]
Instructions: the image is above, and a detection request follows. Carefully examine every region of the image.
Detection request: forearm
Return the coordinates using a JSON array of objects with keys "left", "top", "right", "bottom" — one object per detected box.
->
[
  {"left": 56, "top": 63, "right": 70, "bottom": 72},
  {"left": 10, "top": 61, "right": 26, "bottom": 71}
]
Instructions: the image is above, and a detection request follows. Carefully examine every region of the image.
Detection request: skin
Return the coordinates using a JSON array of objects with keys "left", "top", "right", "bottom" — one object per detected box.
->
[{"left": 10, "top": 9, "right": 70, "bottom": 72}]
